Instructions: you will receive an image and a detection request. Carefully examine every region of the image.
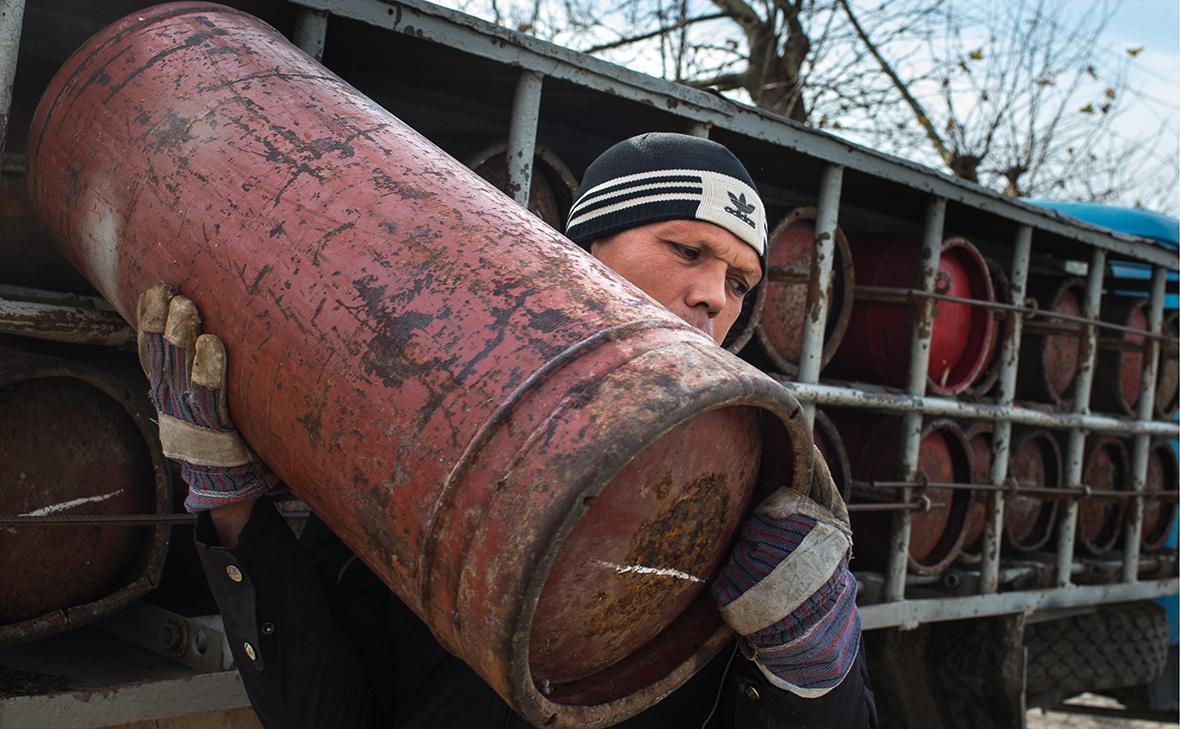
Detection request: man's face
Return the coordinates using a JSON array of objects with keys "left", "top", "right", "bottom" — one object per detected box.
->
[{"left": 590, "top": 219, "right": 762, "bottom": 345}]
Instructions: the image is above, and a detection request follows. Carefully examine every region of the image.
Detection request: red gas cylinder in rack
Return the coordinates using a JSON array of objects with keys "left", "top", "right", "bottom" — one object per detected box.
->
[
  {"left": 729, "top": 208, "right": 855, "bottom": 375},
  {"left": 466, "top": 142, "right": 578, "bottom": 230},
  {"left": 831, "top": 412, "right": 973, "bottom": 574},
  {"left": 1093, "top": 297, "right": 1149, "bottom": 416},
  {"left": 1004, "top": 430, "right": 1062, "bottom": 552},
  {"left": 1155, "top": 311, "right": 1179, "bottom": 419},
  {"left": 1141, "top": 441, "right": 1178, "bottom": 553},
  {"left": 1018, "top": 278, "right": 1086, "bottom": 405},
  {"left": 966, "top": 259, "right": 1013, "bottom": 396},
  {"left": 958, "top": 423, "right": 992, "bottom": 564},
  {"left": 956, "top": 425, "right": 1061, "bottom": 561},
  {"left": 813, "top": 408, "right": 852, "bottom": 502},
  {"left": 25, "top": 5, "right": 812, "bottom": 725},
  {"left": 1077, "top": 437, "right": 1129, "bottom": 555},
  {"left": 0, "top": 349, "right": 170, "bottom": 646},
  {"left": 828, "top": 236, "right": 995, "bottom": 395}
]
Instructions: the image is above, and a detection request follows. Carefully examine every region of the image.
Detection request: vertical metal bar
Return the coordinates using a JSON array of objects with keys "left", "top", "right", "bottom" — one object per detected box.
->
[
  {"left": 292, "top": 7, "right": 329, "bottom": 62},
  {"left": 980, "top": 225, "right": 1032, "bottom": 593},
  {"left": 1055, "top": 248, "right": 1106, "bottom": 587},
  {"left": 1122, "top": 266, "right": 1168, "bottom": 582},
  {"left": 506, "top": 71, "right": 543, "bottom": 207},
  {"left": 885, "top": 197, "right": 945, "bottom": 603},
  {"left": 686, "top": 122, "right": 710, "bottom": 138},
  {"left": 798, "top": 164, "right": 844, "bottom": 431},
  {"left": 0, "top": 0, "right": 26, "bottom": 180}
]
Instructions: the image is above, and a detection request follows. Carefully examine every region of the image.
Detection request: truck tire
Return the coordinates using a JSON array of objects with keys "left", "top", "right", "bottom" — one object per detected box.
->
[{"left": 1025, "top": 601, "right": 1169, "bottom": 696}]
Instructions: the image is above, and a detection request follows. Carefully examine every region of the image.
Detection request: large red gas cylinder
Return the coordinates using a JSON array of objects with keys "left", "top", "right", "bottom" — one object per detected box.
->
[
  {"left": 830, "top": 412, "right": 973, "bottom": 574},
  {"left": 828, "top": 236, "right": 995, "bottom": 395},
  {"left": 25, "top": 5, "right": 811, "bottom": 725}
]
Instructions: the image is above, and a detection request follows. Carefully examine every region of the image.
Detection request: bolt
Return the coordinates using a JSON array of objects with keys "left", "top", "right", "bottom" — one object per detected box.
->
[{"left": 159, "top": 621, "right": 184, "bottom": 653}]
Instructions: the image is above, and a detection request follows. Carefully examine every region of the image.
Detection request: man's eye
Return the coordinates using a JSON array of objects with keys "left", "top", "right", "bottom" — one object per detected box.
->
[
  {"left": 729, "top": 278, "right": 751, "bottom": 297},
  {"left": 672, "top": 243, "right": 700, "bottom": 260}
]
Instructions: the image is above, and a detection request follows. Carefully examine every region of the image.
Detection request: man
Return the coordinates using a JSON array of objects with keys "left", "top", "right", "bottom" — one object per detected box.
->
[{"left": 138, "top": 132, "right": 877, "bottom": 728}]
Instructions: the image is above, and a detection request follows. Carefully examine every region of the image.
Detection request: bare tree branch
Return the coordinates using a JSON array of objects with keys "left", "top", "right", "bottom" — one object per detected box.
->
[{"left": 580, "top": 12, "right": 725, "bottom": 53}]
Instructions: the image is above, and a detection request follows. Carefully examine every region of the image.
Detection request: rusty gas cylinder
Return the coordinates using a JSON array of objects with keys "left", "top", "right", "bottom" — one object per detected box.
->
[
  {"left": 966, "top": 259, "right": 1012, "bottom": 396},
  {"left": 813, "top": 408, "right": 852, "bottom": 502},
  {"left": 1092, "top": 297, "right": 1149, "bottom": 416},
  {"left": 828, "top": 236, "right": 995, "bottom": 395},
  {"left": 1077, "top": 437, "right": 1129, "bottom": 555},
  {"left": 956, "top": 425, "right": 1059, "bottom": 560},
  {"left": 26, "top": 6, "right": 811, "bottom": 725},
  {"left": 832, "top": 412, "right": 973, "bottom": 574},
  {"left": 1018, "top": 278, "right": 1085, "bottom": 405},
  {"left": 958, "top": 423, "right": 992, "bottom": 563},
  {"left": 1154, "top": 311, "right": 1179, "bottom": 420},
  {"left": 728, "top": 208, "right": 854, "bottom": 375},
  {"left": 1003, "top": 430, "right": 1061, "bottom": 552},
  {"left": 0, "top": 348, "right": 170, "bottom": 645},
  {"left": 1141, "top": 440, "right": 1178, "bottom": 553},
  {"left": 466, "top": 142, "right": 578, "bottom": 230}
]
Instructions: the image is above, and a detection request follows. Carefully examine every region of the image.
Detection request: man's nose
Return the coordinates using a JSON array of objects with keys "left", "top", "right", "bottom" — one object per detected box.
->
[{"left": 685, "top": 269, "right": 727, "bottom": 318}]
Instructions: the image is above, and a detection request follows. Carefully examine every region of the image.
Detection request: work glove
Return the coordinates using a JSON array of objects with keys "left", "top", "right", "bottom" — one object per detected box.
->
[
  {"left": 137, "top": 281, "right": 274, "bottom": 512},
  {"left": 711, "top": 445, "right": 860, "bottom": 698}
]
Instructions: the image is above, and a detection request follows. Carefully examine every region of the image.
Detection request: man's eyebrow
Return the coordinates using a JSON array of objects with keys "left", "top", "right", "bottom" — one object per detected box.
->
[{"left": 698, "top": 239, "right": 759, "bottom": 279}]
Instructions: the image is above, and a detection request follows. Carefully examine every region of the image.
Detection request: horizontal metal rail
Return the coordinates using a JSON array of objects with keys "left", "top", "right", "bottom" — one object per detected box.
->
[
  {"left": 848, "top": 501, "right": 937, "bottom": 513},
  {"left": 778, "top": 379, "right": 1180, "bottom": 437},
  {"left": 0, "top": 297, "right": 135, "bottom": 347},
  {"left": 851, "top": 478, "right": 1179, "bottom": 501},
  {"left": 853, "top": 285, "right": 1178, "bottom": 344},
  {"left": 858, "top": 577, "right": 1180, "bottom": 630}
]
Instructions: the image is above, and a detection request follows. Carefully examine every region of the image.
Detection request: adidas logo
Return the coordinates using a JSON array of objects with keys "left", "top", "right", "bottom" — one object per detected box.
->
[{"left": 724, "top": 191, "right": 757, "bottom": 229}]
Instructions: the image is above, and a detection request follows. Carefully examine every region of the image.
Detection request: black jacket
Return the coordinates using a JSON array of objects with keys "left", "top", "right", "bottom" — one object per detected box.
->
[{"left": 194, "top": 497, "right": 877, "bottom": 729}]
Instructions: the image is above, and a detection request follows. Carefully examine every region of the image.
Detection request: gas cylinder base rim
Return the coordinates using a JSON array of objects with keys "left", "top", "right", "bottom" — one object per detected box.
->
[
  {"left": 1141, "top": 440, "right": 1179, "bottom": 552},
  {"left": 905, "top": 418, "right": 975, "bottom": 576},
  {"left": 506, "top": 384, "right": 810, "bottom": 726},
  {"left": 966, "top": 259, "right": 1012, "bottom": 397},
  {"left": 1077, "top": 438, "right": 1129, "bottom": 557},
  {"left": 506, "top": 622, "right": 734, "bottom": 729},
  {"left": 925, "top": 239, "right": 996, "bottom": 397},
  {"left": 1001, "top": 430, "right": 1062, "bottom": 554}
]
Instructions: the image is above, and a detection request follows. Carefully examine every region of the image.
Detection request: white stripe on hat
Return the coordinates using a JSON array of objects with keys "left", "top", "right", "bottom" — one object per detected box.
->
[
  {"left": 566, "top": 191, "right": 706, "bottom": 230},
  {"left": 567, "top": 178, "right": 704, "bottom": 220},
  {"left": 572, "top": 167, "right": 714, "bottom": 203},
  {"left": 567, "top": 168, "right": 766, "bottom": 256}
]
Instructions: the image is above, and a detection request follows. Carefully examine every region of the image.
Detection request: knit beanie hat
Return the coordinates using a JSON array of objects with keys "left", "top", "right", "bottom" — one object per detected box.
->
[{"left": 564, "top": 133, "right": 768, "bottom": 273}]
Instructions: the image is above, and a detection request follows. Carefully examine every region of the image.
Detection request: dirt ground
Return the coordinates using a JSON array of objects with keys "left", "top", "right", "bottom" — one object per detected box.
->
[{"left": 1027, "top": 694, "right": 1179, "bottom": 728}]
